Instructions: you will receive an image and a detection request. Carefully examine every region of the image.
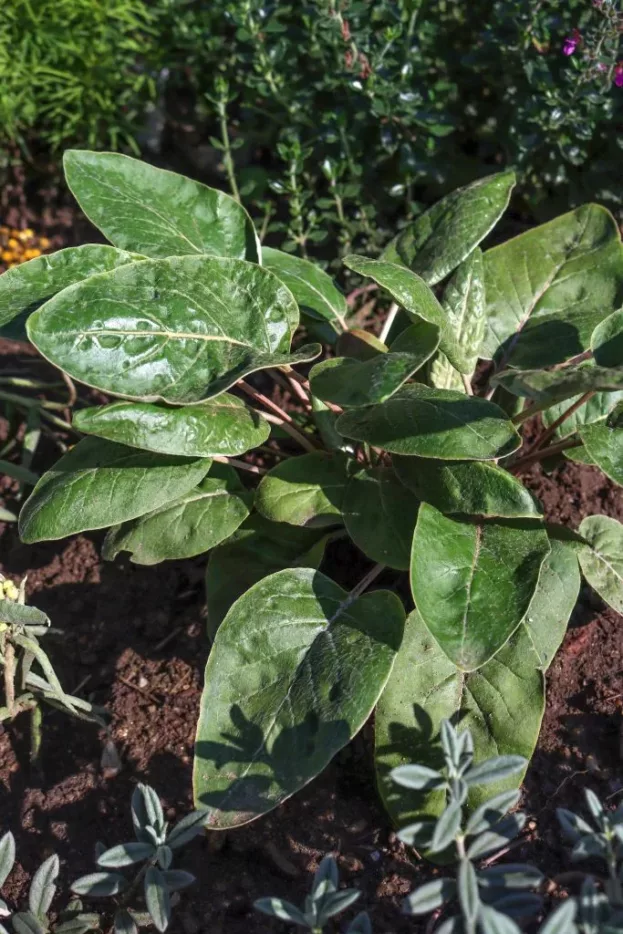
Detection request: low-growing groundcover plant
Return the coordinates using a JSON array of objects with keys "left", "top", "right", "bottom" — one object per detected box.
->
[{"left": 2, "top": 152, "right": 623, "bottom": 838}]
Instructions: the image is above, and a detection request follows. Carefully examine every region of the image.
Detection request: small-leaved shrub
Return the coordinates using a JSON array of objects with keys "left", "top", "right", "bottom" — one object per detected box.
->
[{"left": 1, "top": 153, "right": 623, "bottom": 839}]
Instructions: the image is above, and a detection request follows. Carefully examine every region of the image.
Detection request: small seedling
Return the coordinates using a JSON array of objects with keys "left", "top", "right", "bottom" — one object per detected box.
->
[
  {"left": 71, "top": 784, "right": 207, "bottom": 933},
  {"left": 0, "top": 830, "right": 99, "bottom": 934},
  {"left": 0, "top": 575, "right": 107, "bottom": 762},
  {"left": 393, "top": 720, "right": 543, "bottom": 933},
  {"left": 254, "top": 855, "right": 371, "bottom": 933}
]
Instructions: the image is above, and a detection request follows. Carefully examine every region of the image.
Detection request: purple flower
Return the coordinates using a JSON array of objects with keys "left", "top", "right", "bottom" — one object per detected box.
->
[
  {"left": 563, "top": 29, "right": 582, "bottom": 56},
  {"left": 615, "top": 64, "right": 623, "bottom": 87}
]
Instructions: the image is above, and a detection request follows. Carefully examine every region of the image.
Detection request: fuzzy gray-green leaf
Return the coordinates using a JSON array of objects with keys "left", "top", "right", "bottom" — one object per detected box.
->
[
  {"left": 0, "top": 832, "right": 15, "bottom": 889},
  {"left": 27, "top": 256, "right": 317, "bottom": 404},
  {"left": 144, "top": 867, "right": 170, "bottom": 933},
  {"left": 29, "top": 855, "right": 59, "bottom": 918},
  {"left": 194, "top": 568, "right": 405, "bottom": 828},
  {"left": 578, "top": 515, "right": 623, "bottom": 613},
  {"left": 19, "top": 437, "right": 211, "bottom": 543},
  {"left": 64, "top": 150, "right": 259, "bottom": 261}
]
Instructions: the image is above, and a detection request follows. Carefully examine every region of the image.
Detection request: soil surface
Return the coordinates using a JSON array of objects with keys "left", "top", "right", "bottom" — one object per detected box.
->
[{"left": 0, "top": 189, "right": 622, "bottom": 932}]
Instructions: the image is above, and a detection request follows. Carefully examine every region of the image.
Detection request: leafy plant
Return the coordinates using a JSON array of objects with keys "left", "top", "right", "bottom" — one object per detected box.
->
[
  {"left": 71, "top": 784, "right": 207, "bottom": 933},
  {"left": 0, "top": 830, "right": 99, "bottom": 934},
  {"left": 394, "top": 719, "right": 543, "bottom": 932},
  {"left": 0, "top": 574, "right": 107, "bottom": 762},
  {"left": 2, "top": 152, "right": 623, "bottom": 837},
  {"left": 254, "top": 855, "right": 371, "bottom": 934}
]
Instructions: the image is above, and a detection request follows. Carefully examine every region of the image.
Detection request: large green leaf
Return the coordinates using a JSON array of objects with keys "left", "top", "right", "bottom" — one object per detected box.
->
[
  {"left": 205, "top": 516, "right": 328, "bottom": 640},
  {"left": 578, "top": 515, "right": 623, "bottom": 613},
  {"left": 73, "top": 396, "right": 270, "bottom": 458},
  {"left": 255, "top": 452, "right": 354, "bottom": 527},
  {"left": 430, "top": 249, "right": 486, "bottom": 391},
  {"left": 194, "top": 568, "right": 405, "bottom": 827},
  {"left": 591, "top": 309, "right": 623, "bottom": 368},
  {"left": 309, "top": 341, "right": 439, "bottom": 408},
  {"left": 336, "top": 385, "right": 520, "bottom": 460},
  {"left": 64, "top": 150, "right": 259, "bottom": 261},
  {"left": 492, "top": 364, "right": 623, "bottom": 413},
  {"left": 411, "top": 504, "right": 550, "bottom": 671},
  {"left": 261, "top": 247, "right": 347, "bottom": 332},
  {"left": 343, "top": 467, "right": 420, "bottom": 570},
  {"left": 522, "top": 540, "right": 580, "bottom": 670},
  {"left": 18, "top": 437, "right": 211, "bottom": 543},
  {"left": 337, "top": 327, "right": 387, "bottom": 361},
  {"left": 381, "top": 171, "right": 515, "bottom": 285},
  {"left": 375, "top": 610, "right": 544, "bottom": 828},
  {"left": 102, "top": 465, "right": 251, "bottom": 564},
  {"left": 0, "top": 245, "right": 142, "bottom": 327},
  {"left": 579, "top": 422, "right": 623, "bottom": 485},
  {"left": 541, "top": 368, "right": 623, "bottom": 442},
  {"left": 393, "top": 457, "right": 541, "bottom": 518},
  {"left": 343, "top": 256, "right": 470, "bottom": 373},
  {"left": 28, "top": 256, "right": 320, "bottom": 404},
  {"left": 482, "top": 205, "right": 623, "bottom": 367}
]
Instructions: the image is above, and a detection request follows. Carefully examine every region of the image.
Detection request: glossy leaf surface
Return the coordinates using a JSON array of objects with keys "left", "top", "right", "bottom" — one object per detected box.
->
[
  {"left": 205, "top": 516, "right": 329, "bottom": 640},
  {"left": 336, "top": 385, "right": 520, "bottom": 460},
  {"left": 411, "top": 505, "right": 550, "bottom": 670},
  {"left": 375, "top": 610, "right": 544, "bottom": 828},
  {"left": 578, "top": 515, "right": 623, "bottom": 613},
  {"left": 430, "top": 249, "right": 486, "bottom": 391},
  {"left": 28, "top": 256, "right": 319, "bottom": 404},
  {"left": 343, "top": 256, "right": 469, "bottom": 373},
  {"left": 382, "top": 171, "right": 515, "bottom": 285},
  {"left": 337, "top": 328, "right": 387, "bottom": 361},
  {"left": 309, "top": 341, "right": 438, "bottom": 408},
  {"left": 591, "top": 309, "right": 623, "bottom": 367},
  {"left": 394, "top": 457, "right": 541, "bottom": 518},
  {"left": 493, "top": 364, "right": 623, "bottom": 411},
  {"left": 262, "top": 247, "right": 347, "bottom": 331},
  {"left": 255, "top": 452, "right": 353, "bottom": 528},
  {"left": 343, "top": 467, "right": 420, "bottom": 570},
  {"left": 74, "top": 396, "right": 269, "bottom": 458},
  {"left": 522, "top": 540, "right": 580, "bottom": 670},
  {"left": 580, "top": 423, "right": 623, "bottom": 485},
  {"left": 482, "top": 205, "right": 623, "bottom": 367},
  {"left": 19, "top": 437, "right": 210, "bottom": 542},
  {"left": 64, "top": 150, "right": 259, "bottom": 261},
  {"left": 0, "top": 245, "right": 142, "bottom": 327},
  {"left": 194, "top": 568, "right": 405, "bottom": 827},
  {"left": 103, "top": 465, "right": 251, "bottom": 564}
]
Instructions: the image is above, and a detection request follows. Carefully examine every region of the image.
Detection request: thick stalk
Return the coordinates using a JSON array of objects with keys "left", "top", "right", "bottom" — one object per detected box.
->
[
  {"left": 379, "top": 303, "right": 399, "bottom": 344},
  {"left": 523, "top": 391, "right": 595, "bottom": 455},
  {"left": 510, "top": 437, "right": 582, "bottom": 473},
  {"left": 212, "top": 455, "right": 266, "bottom": 476},
  {"left": 4, "top": 641, "right": 16, "bottom": 716}
]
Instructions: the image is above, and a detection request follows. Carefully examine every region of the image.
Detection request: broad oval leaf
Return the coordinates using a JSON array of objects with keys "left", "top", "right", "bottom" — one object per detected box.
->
[
  {"left": 64, "top": 150, "right": 259, "bottom": 261},
  {"left": 394, "top": 457, "right": 541, "bottom": 519},
  {"left": 71, "top": 872, "right": 128, "bottom": 897},
  {"left": 343, "top": 467, "right": 419, "bottom": 570},
  {"left": 382, "top": 171, "right": 515, "bottom": 285},
  {"left": 591, "top": 309, "right": 623, "bottom": 367},
  {"left": 19, "top": 437, "right": 211, "bottom": 543},
  {"left": 97, "top": 843, "right": 155, "bottom": 869},
  {"left": 310, "top": 342, "right": 438, "bottom": 408},
  {"left": 74, "top": 396, "right": 269, "bottom": 458},
  {"left": 375, "top": 611, "right": 544, "bottom": 829},
  {"left": 430, "top": 248, "right": 486, "bottom": 391},
  {"left": 578, "top": 515, "right": 623, "bottom": 613},
  {"left": 336, "top": 385, "right": 520, "bottom": 461},
  {"left": 579, "top": 422, "right": 623, "bottom": 486},
  {"left": 492, "top": 364, "right": 623, "bottom": 413},
  {"left": 205, "top": 516, "right": 329, "bottom": 639},
  {"left": 337, "top": 328, "right": 387, "bottom": 361},
  {"left": 411, "top": 505, "right": 550, "bottom": 671},
  {"left": 27, "top": 256, "right": 320, "bottom": 404},
  {"left": 482, "top": 204, "right": 623, "bottom": 367},
  {"left": 193, "top": 567, "right": 405, "bottom": 827},
  {"left": 541, "top": 370, "right": 623, "bottom": 443},
  {"left": 0, "top": 245, "right": 142, "bottom": 327},
  {"left": 261, "top": 247, "right": 347, "bottom": 332},
  {"left": 102, "top": 465, "right": 251, "bottom": 564},
  {"left": 29, "top": 855, "right": 59, "bottom": 918},
  {"left": 343, "top": 256, "right": 469, "bottom": 373},
  {"left": 144, "top": 867, "right": 170, "bottom": 934},
  {"left": 255, "top": 452, "right": 354, "bottom": 527},
  {"left": 522, "top": 540, "right": 581, "bottom": 670}
]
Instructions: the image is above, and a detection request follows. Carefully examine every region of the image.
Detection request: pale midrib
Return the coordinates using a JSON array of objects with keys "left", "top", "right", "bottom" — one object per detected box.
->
[
  {"left": 69, "top": 328, "right": 250, "bottom": 347},
  {"left": 459, "top": 525, "right": 482, "bottom": 662}
]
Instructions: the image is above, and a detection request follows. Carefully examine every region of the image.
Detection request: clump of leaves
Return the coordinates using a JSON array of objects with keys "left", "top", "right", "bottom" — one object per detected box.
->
[
  {"left": 393, "top": 719, "right": 543, "bottom": 933},
  {"left": 0, "top": 575, "right": 107, "bottom": 762},
  {"left": 71, "top": 784, "right": 207, "bottom": 933},
  {"left": 2, "top": 152, "right": 623, "bottom": 838},
  {"left": 0, "top": 830, "right": 99, "bottom": 934},
  {"left": 254, "top": 855, "right": 371, "bottom": 934}
]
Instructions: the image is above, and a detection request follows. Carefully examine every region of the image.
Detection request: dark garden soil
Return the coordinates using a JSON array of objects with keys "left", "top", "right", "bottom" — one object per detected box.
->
[{"left": 0, "top": 188, "right": 622, "bottom": 933}]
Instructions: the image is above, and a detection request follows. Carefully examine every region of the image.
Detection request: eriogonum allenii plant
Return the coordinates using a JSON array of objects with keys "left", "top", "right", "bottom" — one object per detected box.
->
[{"left": 2, "top": 153, "right": 623, "bottom": 838}]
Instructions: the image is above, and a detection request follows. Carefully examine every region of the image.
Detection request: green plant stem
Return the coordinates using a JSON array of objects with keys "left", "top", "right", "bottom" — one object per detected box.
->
[
  {"left": 510, "top": 436, "right": 583, "bottom": 473},
  {"left": 4, "top": 640, "right": 16, "bottom": 716},
  {"left": 217, "top": 97, "right": 241, "bottom": 203},
  {"left": 348, "top": 562, "right": 385, "bottom": 601},
  {"left": 30, "top": 701, "right": 42, "bottom": 765}
]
